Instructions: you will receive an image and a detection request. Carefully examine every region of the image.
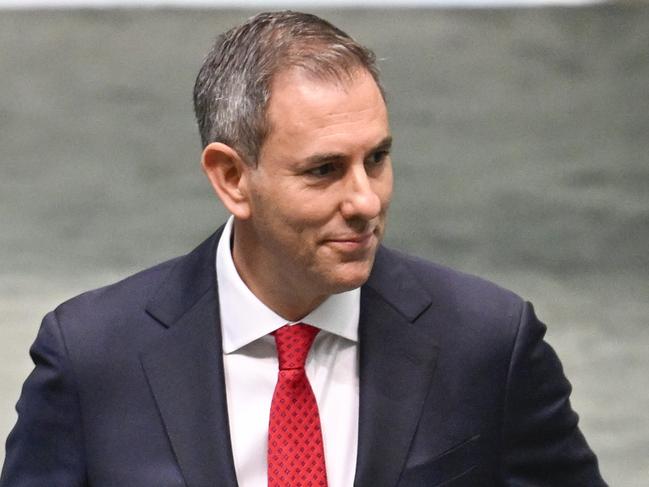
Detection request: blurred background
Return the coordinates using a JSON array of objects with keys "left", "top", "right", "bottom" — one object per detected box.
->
[{"left": 1, "top": 1, "right": 647, "bottom": 484}]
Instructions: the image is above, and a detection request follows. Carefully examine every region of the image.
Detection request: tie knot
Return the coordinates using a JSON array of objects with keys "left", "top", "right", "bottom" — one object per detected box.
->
[{"left": 273, "top": 323, "right": 320, "bottom": 370}]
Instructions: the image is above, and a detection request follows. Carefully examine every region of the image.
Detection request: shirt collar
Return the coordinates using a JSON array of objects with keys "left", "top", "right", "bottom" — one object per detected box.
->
[{"left": 216, "top": 216, "right": 359, "bottom": 354}]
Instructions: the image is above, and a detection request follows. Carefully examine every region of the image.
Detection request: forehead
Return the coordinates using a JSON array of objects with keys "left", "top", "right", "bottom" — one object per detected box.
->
[{"left": 263, "top": 68, "right": 389, "bottom": 154}]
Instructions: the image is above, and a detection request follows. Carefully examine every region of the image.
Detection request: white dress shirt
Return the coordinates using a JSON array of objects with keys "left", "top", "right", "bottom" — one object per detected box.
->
[{"left": 216, "top": 216, "right": 360, "bottom": 487}]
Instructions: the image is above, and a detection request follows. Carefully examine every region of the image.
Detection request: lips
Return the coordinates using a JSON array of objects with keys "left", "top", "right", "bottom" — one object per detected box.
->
[
  {"left": 330, "top": 232, "right": 372, "bottom": 242},
  {"left": 324, "top": 231, "right": 376, "bottom": 252}
]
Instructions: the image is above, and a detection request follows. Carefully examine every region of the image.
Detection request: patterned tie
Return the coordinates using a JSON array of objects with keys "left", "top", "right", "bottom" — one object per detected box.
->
[{"left": 268, "top": 323, "right": 328, "bottom": 487}]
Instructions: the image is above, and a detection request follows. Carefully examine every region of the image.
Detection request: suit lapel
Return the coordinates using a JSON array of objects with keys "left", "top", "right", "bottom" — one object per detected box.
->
[
  {"left": 140, "top": 229, "right": 239, "bottom": 487},
  {"left": 137, "top": 233, "right": 440, "bottom": 487},
  {"left": 354, "top": 247, "right": 440, "bottom": 487}
]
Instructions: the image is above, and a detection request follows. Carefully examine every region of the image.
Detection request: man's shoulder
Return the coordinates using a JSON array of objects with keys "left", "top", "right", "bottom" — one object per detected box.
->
[
  {"left": 49, "top": 230, "right": 221, "bottom": 345},
  {"left": 54, "top": 255, "right": 180, "bottom": 320},
  {"left": 373, "top": 245, "right": 523, "bottom": 303},
  {"left": 370, "top": 245, "right": 525, "bottom": 328},
  {"left": 45, "top": 255, "right": 182, "bottom": 354}
]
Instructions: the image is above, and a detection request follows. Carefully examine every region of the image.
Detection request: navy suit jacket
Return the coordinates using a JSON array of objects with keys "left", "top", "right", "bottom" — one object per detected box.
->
[{"left": 2, "top": 228, "right": 606, "bottom": 486}]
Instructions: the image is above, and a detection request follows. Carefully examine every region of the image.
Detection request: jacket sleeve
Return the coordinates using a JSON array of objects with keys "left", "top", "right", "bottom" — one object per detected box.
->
[
  {"left": 500, "top": 301, "right": 607, "bottom": 486},
  {"left": 1, "top": 311, "right": 87, "bottom": 487}
]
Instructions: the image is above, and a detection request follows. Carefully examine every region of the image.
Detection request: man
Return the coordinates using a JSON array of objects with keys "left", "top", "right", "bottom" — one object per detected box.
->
[{"left": 1, "top": 11, "right": 605, "bottom": 487}]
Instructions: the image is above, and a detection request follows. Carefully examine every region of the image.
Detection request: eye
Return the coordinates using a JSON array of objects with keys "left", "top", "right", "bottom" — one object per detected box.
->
[
  {"left": 307, "top": 162, "right": 337, "bottom": 177},
  {"left": 367, "top": 150, "right": 390, "bottom": 165}
]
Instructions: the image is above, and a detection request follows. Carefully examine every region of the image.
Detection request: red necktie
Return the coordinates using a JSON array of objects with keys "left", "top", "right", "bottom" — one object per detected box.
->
[{"left": 268, "top": 323, "right": 328, "bottom": 487}]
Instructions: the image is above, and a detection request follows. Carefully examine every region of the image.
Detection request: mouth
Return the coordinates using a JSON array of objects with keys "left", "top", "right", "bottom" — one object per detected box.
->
[{"left": 324, "top": 230, "right": 377, "bottom": 253}]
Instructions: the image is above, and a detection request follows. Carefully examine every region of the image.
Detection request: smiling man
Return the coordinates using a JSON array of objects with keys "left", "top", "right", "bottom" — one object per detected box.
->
[
  {"left": 1, "top": 11, "right": 606, "bottom": 487},
  {"left": 203, "top": 67, "right": 392, "bottom": 321}
]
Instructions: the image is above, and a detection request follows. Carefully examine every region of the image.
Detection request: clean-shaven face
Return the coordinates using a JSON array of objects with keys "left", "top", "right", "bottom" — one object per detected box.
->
[{"left": 234, "top": 68, "right": 393, "bottom": 312}]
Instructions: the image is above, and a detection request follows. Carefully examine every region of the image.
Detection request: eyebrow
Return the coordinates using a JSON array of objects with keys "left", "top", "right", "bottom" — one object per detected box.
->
[
  {"left": 373, "top": 136, "right": 393, "bottom": 153},
  {"left": 304, "top": 135, "right": 393, "bottom": 166}
]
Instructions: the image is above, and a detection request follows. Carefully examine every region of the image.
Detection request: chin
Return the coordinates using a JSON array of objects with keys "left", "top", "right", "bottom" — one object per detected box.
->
[{"left": 326, "top": 261, "right": 374, "bottom": 293}]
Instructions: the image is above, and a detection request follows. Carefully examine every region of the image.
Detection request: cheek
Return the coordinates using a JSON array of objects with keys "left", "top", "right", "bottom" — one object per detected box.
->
[
  {"left": 382, "top": 168, "right": 395, "bottom": 205},
  {"left": 375, "top": 180, "right": 394, "bottom": 210},
  {"left": 288, "top": 192, "right": 341, "bottom": 226},
  {"left": 257, "top": 197, "right": 322, "bottom": 243}
]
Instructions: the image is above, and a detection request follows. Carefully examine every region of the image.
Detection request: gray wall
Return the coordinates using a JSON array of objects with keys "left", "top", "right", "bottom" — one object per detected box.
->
[{"left": 1, "top": 6, "right": 648, "bottom": 484}]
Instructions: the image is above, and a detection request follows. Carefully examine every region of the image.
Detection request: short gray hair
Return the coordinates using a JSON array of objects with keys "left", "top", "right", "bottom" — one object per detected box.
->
[{"left": 193, "top": 11, "right": 383, "bottom": 165}]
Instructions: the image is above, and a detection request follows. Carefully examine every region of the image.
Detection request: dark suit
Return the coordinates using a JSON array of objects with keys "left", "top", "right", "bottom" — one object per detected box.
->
[{"left": 1, "top": 227, "right": 606, "bottom": 486}]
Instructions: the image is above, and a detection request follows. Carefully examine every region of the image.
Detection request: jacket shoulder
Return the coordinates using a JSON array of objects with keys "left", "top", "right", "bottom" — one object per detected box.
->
[
  {"left": 53, "top": 228, "right": 221, "bottom": 331},
  {"left": 371, "top": 245, "right": 525, "bottom": 327},
  {"left": 53, "top": 254, "right": 181, "bottom": 326}
]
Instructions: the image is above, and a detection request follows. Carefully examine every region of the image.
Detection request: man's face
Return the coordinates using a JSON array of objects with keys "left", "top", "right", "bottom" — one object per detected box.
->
[{"left": 234, "top": 68, "right": 393, "bottom": 311}]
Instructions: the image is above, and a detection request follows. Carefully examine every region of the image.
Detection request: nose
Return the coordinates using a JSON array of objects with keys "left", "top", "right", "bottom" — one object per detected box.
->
[{"left": 340, "top": 164, "right": 382, "bottom": 221}]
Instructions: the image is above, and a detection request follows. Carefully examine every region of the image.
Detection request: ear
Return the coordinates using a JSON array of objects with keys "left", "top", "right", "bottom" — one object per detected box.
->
[{"left": 201, "top": 142, "right": 252, "bottom": 220}]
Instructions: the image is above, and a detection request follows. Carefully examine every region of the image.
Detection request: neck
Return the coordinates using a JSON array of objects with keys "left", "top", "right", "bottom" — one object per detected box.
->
[{"left": 230, "top": 222, "right": 327, "bottom": 322}]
